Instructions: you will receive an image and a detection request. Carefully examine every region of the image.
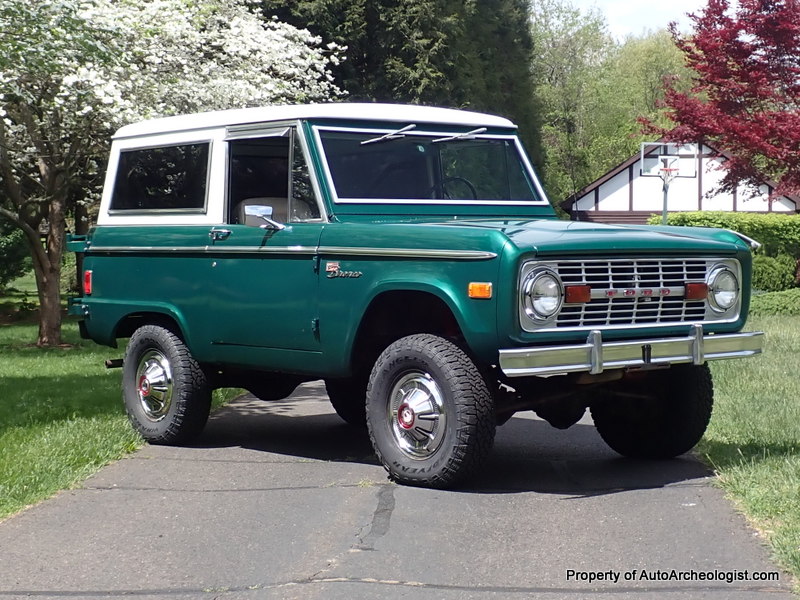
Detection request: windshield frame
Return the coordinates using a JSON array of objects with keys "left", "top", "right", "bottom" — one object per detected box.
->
[{"left": 311, "top": 125, "right": 549, "bottom": 207}]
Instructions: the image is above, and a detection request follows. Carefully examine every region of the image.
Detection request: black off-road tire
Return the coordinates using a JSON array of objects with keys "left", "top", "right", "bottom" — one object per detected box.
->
[
  {"left": 123, "top": 325, "right": 211, "bottom": 445},
  {"left": 590, "top": 363, "right": 714, "bottom": 459},
  {"left": 366, "top": 334, "right": 495, "bottom": 488},
  {"left": 325, "top": 376, "right": 368, "bottom": 427}
]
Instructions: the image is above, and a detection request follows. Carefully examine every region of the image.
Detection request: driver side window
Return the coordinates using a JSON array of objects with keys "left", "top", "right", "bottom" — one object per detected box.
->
[{"left": 228, "top": 131, "right": 320, "bottom": 225}]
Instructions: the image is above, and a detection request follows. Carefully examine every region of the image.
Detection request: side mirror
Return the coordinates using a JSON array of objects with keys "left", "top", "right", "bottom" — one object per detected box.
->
[{"left": 244, "top": 205, "right": 285, "bottom": 231}]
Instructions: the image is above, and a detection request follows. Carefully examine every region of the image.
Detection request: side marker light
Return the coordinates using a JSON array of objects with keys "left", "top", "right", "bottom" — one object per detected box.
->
[
  {"left": 83, "top": 270, "right": 93, "bottom": 296},
  {"left": 468, "top": 282, "right": 493, "bottom": 299}
]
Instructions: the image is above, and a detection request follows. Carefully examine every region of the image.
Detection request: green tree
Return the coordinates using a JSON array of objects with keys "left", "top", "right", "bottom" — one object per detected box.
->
[
  {"left": 456, "top": 0, "right": 542, "bottom": 162},
  {"left": 258, "top": 0, "right": 541, "bottom": 156},
  {"left": 530, "top": 0, "right": 614, "bottom": 202},
  {"left": 0, "top": 0, "right": 341, "bottom": 346},
  {"left": 589, "top": 30, "right": 688, "bottom": 176},
  {"left": 260, "top": 0, "right": 460, "bottom": 101},
  {"left": 530, "top": 0, "right": 687, "bottom": 203}
]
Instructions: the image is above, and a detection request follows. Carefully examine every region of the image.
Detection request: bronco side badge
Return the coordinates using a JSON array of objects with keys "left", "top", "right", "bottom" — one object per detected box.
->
[{"left": 325, "top": 261, "right": 363, "bottom": 279}]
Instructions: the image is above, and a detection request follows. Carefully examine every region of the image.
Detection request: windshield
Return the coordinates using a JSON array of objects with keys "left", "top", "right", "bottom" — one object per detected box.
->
[{"left": 317, "top": 128, "right": 541, "bottom": 203}]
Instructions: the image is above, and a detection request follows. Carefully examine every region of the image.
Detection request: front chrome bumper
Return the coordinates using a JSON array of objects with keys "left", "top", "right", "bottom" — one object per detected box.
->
[{"left": 499, "top": 325, "right": 764, "bottom": 377}]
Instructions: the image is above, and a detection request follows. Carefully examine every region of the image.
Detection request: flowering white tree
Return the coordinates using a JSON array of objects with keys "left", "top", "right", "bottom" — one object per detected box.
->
[{"left": 0, "top": 0, "right": 342, "bottom": 345}]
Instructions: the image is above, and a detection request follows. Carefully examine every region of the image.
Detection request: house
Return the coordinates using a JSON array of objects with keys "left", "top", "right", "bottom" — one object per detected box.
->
[{"left": 561, "top": 141, "right": 800, "bottom": 224}]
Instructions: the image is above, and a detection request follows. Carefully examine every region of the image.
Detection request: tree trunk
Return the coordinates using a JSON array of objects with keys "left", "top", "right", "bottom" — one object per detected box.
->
[
  {"left": 36, "top": 192, "right": 68, "bottom": 346},
  {"left": 0, "top": 208, "right": 64, "bottom": 346},
  {"left": 28, "top": 227, "right": 64, "bottom": 347},
  {"left": 24, "top": 191, "right": 68, "bottom": 347},
  {"left": 34, "top": 260, "right": 63, "bottom": 347}
]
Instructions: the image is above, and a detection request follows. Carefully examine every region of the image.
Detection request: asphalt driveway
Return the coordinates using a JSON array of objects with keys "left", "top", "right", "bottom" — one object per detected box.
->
[{"left": 0, "top": 381, "right": 794, "bottom": 599}]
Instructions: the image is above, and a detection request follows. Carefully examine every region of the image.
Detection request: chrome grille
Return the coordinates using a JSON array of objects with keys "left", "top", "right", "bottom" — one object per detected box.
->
[
  {"left": 556, "top": 258, "right": 707, "bottom": 328},
  {"left": 513, "top": 256, "right": 741, "bottom": 333}
]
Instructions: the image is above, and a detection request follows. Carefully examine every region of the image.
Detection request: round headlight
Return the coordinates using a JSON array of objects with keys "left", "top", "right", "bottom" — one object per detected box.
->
[
  {"left": 522, "top": 269, "right": 563, "bottom": 321},
  {"left": 708, "top": 267, "right": 739, "bottom": 312}
]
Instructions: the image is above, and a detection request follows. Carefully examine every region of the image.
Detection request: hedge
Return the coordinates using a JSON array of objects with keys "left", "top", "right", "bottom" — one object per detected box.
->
[
  {"left": 750, "top": 289, "right": 800, "bottom": 317},
  {"left": 646, "top": 212, "right": 800, "bottom": 258},
  {"left": 751, "top": 254, "right": 798, "bottom": 292}
]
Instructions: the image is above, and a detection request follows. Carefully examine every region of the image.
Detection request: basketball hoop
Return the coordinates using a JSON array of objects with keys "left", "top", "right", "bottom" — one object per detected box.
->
[{"left": 659, "top": 167, "right": 680, "bottom": 185}]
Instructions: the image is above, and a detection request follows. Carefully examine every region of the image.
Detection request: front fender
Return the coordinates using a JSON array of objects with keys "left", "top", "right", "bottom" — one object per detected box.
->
[{"left": 318, "top": 261, "right": 502, "bottom": 373}]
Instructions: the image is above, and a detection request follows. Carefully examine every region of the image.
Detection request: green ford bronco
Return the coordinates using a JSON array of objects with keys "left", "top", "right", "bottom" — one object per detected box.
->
[{"left": 68, "top": 103, "right": 764, "bottom": 488}]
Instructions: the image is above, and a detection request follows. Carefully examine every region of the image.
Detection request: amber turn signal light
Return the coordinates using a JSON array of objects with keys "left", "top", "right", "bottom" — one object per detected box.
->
[
  {"left": 565, "top": 284, "right": 591, "bottom": 304},
  {"left": 685, "top": 282, "right": 709, "bottom": 300},
  {"left": 468, "top": 282, "right": 493, "bottom": 299}
]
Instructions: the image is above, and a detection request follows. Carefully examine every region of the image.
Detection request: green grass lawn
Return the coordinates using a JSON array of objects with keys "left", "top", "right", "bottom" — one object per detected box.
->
[
  {"left": 0, "top": 317, "right": 241, "bottom": 521},
  {"left": 702, "top": 314, "right": 800, "bottom": 589},
  {"left": 0, "top": 320, "right": 138, "bottom": 519},
  {"left": 0, "top": 273, "right": 39, "bottom": 321}
]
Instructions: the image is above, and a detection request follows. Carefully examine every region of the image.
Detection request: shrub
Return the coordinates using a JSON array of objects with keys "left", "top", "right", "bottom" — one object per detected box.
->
[
  {"left": 60, "top": 252, "right": 80, "bottom": 295},
  {"left": 752, "top": 254, "right": 798, "bottom": 292},
  {"left": 647, "top": 212, "right": 800, "bottom": 258},
  {"left": 0, "top": 220, "right": 30, "bottom": 289},
  {"left": 750, "top": 288, "right": 800, "bottom": 317}
]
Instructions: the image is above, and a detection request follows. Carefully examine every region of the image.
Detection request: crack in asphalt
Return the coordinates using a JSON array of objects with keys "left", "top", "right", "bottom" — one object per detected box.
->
[
  {"left": 80, "top": 483, "right": 365, "bottom": 493},
  {"left": 128, "top": 455, "right": 370, "bottom": 465},
  {"left": 352, "top": 483, "right": 396, "bottom": 551}
]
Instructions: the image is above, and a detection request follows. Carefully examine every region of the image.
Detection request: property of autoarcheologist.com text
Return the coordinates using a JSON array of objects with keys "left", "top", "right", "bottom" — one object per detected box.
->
[{"left": 566, "top": 569, "right": 780, "bottom": 585}]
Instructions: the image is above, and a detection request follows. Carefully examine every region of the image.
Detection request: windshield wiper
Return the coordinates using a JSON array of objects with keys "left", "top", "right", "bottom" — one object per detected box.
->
[
  {"left": 360, "top": 124, "right": 417, "bottom": 145},
  {"left": 432, "top": 127, "right": 487, "bottom": 144}
]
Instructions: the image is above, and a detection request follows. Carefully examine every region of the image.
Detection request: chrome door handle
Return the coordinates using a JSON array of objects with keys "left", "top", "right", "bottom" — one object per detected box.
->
[{"left": 209, "top": 228, "right": 232, "bottom": 242}]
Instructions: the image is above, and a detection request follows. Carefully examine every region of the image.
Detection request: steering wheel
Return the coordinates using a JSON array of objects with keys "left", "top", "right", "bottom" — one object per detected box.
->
[{"left": 430, "top": 176, "right": 478, "bottom": 200}]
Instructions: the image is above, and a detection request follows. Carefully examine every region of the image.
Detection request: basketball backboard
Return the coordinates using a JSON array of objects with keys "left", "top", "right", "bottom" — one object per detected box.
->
[{"left": 640, "top": 142, "right": 698, "bottom": 179}]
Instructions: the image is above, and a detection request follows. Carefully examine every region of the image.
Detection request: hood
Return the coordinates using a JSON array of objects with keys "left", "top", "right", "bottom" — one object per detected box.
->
[{"left": 434, "top": 218, "right": 747, "bottom": 256}]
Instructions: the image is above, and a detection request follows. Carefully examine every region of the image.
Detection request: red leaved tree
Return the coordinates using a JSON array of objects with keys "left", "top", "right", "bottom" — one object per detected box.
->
[{"left": 654, "top": 0, "right": 800, "bottom": 196}]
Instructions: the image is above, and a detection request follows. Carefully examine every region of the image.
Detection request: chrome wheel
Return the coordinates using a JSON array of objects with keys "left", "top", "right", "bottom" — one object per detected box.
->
[
  {"left": 367, "top": 334, "right": 496, "bottom": 488},
  {"left": 388, "top": 371, "right": 447, "bottom": 459},
  {"left": 135, "top": 349, "right": 174, "bottom": 421},
  {"left": 123, "top": 325, "right": 211, "bottom": 445}
]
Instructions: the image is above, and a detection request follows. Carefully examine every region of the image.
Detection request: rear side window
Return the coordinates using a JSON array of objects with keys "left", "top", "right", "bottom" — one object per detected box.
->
[{"left": 110, "top": 143, "right": 210, "bottom": 211}]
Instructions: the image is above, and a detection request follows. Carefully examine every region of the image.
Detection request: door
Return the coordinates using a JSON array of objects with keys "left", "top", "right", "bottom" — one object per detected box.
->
[{"left": 204, "top": 127, "right": 325, "bottom": 367}]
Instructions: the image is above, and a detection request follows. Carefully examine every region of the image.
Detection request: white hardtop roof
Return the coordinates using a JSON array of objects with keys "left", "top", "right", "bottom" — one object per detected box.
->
[{"left": 113, "top": 103, "right": 517, "bottom": 140}]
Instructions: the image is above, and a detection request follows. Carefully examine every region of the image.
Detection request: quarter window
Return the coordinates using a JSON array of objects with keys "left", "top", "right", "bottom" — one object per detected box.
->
[{"left": 110, "top": 143, "right": 210, "bottom": 211}]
